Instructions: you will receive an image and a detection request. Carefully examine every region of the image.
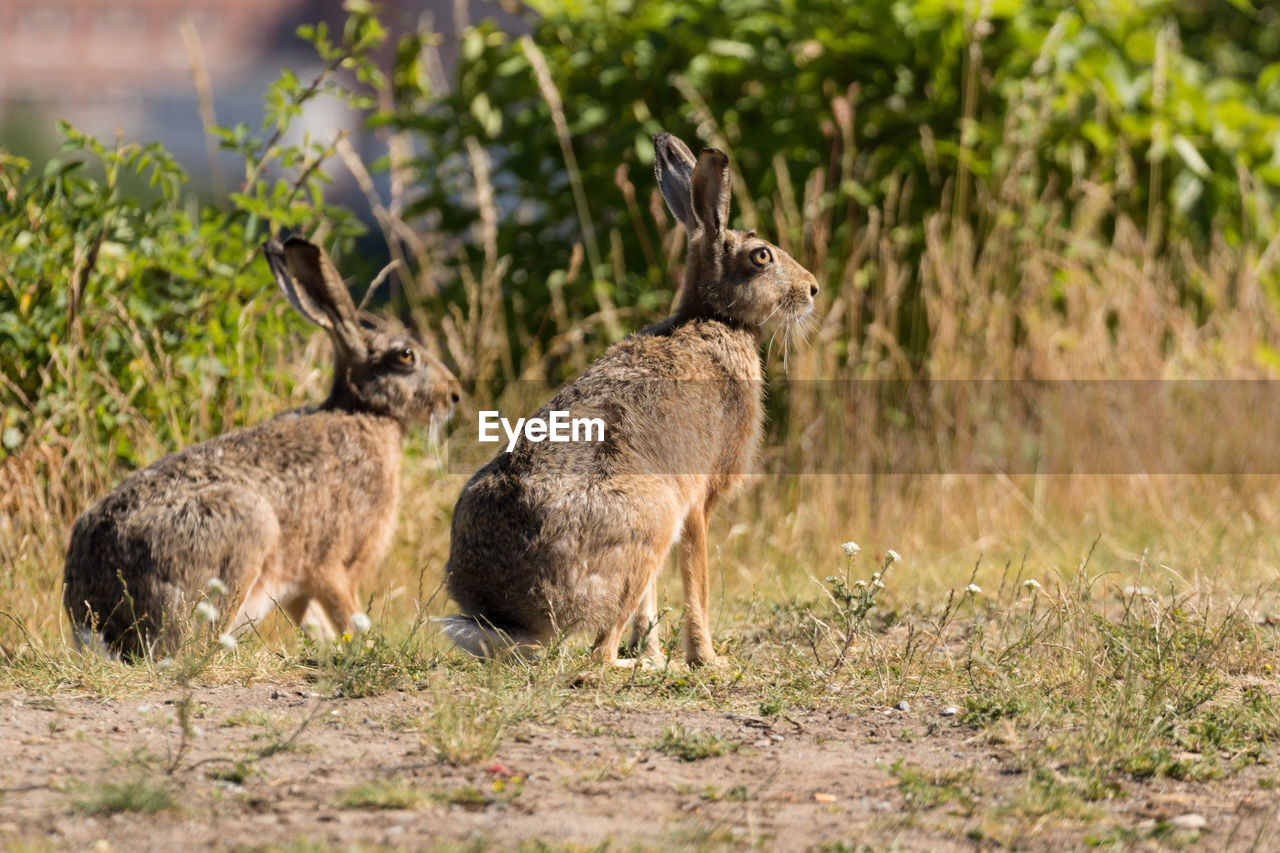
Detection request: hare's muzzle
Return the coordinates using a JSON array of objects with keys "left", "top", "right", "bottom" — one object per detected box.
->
[{"left": 443, "top": 378, "right": 462, "bottom": 410}]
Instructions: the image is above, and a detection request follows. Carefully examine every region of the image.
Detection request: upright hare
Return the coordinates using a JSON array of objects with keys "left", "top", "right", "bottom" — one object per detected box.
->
[
  {"left": 63, "top": 236, "right": 460, "bottom": 658},
  {"left": 442, "top": 133, "right": 818, "bottom": 666}
]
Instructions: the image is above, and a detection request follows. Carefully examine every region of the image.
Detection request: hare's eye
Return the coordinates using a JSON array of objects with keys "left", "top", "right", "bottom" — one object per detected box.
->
[
  {"left": 750, "top": 247, "right": 773, "bottom": 266},
  {"left": 395, "top": 347, "right": 416, "bottom": 366}
]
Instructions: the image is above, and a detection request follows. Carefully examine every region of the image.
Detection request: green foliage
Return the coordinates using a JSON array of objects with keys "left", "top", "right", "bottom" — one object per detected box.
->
[
  {"left": 5, "top": 0, "right": 1278, "bottom": 463},
  {"left": 0, "top": 5, "right": 379, "bottom": 464},
  {"left": 383, "top": 0, "right": 1280, "bottom": 372}
]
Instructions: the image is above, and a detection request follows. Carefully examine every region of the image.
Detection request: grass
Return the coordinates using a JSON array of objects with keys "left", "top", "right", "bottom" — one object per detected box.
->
[
  {"left": 654, "top": 724, "right": 738, "bottom": 762},
  {"left": 71, "top": 776, "right": 178, "bottom": 815},
  {"left": 419, "top": 688, "right": 511, "bottom": 766},
  {"left": 2, "top": 556, "right": 1278, "bottom": 848},
  {"left": 887, "top": 760, "right": 981, "bottom": 814},
  {"left": 334, "top": 777, "right": 428, "bottom": 810},
  {"left": 5, "top": 26, "right": 1280, "bottom": 848}
]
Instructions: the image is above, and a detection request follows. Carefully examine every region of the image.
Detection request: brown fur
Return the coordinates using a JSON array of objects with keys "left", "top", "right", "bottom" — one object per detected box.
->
[
  {"left": 62, "top": 237, "right": 460, "bottom": 658},
  {"left": 443, "top": 134, "right": 818, "bottom": 666}
]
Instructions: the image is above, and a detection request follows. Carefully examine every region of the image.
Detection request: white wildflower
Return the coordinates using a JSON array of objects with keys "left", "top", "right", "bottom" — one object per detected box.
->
[
  {"left": 965, "top": 583, "right": 982, "bottom": 595},
  {"left": 841, "top": 541, "right": 861, "bottom": 557},
  {"left": 205, "top": 577, "right": 228, "bottom": 596},
  {"left": 872, "top": 579, "right": 885, "bottom": 589},
  {"left": 218, "top": 633, "right": 238, "bottom": 650},
  {"left": 351, "top": 612, "right": 372, "bottom": 634},
  {"left": 853, "top": 580, "right": 868, "bottom": 588},
  {"left": 1023, "top": 579, "right": 1042, "bottom": 591},
  {"left": 195, "top": 601, "right": 218, "bottom": 624},
  {"left": 886, "top": 549, "right": 902, "bottom": 564}
]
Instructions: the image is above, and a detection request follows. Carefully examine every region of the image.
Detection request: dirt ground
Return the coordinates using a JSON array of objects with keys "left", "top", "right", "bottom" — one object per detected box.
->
[{"left": 2, "top": 684, "right": 1277, "bottom": 852}]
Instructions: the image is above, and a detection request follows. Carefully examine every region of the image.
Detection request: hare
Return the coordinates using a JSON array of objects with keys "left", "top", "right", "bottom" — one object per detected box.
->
[
  {"left": 442, "top": 132, "right": 818, "bottom": 666},
  {"left": 63, "top": 236, "right": 461, "bottom": 659}
]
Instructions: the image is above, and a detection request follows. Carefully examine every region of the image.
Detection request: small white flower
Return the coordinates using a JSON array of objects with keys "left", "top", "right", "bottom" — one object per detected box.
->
[
  {"left": 886, "top": 549, "right": 902, "bottom": 564},
  {"left": 965, "top": 583, "right": 982, "bottom": 595},
  {"left": 825, "top": 575, "right": 837, "bottom": 583},
  {"left": 853, "top": 580, "right": 868, "bottom": 588},
  {"left": 205, "top": 577, "right": 228, "bottom": 596},
  {"left": 841, "top": 541, "right": 861, "bottom": 557},
  {"left": 872, "top": 580, "right": 885, "bottom": 589},
  {"left": 1023, "top": 579, "right": 1042, "bottom": 591},
  {"left": 218, "top": 633, "right": 238, "bottom": 650},
  {"left": 351, "top": 612, "right": 372, "bottom": 634},
  {"left": 195, "top": 601, "right": 218, "bottom": 624}
]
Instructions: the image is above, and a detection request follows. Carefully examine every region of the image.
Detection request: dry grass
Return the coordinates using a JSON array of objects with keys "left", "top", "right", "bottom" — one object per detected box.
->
[
  {"left": 6, "top": 127, "right": 1280, "bottom": 663},
  {"left": 5, "top": 48, "right": 1280, "bottom": 851}
]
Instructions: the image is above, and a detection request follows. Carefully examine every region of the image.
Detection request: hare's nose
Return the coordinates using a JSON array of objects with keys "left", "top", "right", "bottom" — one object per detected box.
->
[{"left": 809, "top": 283, "right": 819, "bottom": 298}]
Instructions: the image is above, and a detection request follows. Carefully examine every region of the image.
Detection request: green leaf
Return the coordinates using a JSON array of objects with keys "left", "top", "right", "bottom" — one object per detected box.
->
[{"left": 1171, "top": 134, "right": 1211, "bottom": 179}]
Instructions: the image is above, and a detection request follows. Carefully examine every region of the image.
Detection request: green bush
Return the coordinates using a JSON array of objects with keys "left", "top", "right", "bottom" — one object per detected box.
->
[
  {"left": 386, "top": 0, "right": 1280, "bottom": 369},
  {"left": 0, "top": 8, "right": 383, "bottom": 464},
  {"left": 4, "top": 0, "right": 1278, "bottom": 463}
]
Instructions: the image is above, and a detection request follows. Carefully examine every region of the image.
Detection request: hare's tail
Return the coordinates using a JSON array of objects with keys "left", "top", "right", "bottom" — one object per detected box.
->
[
  {"left": 70, "top": 624, "right": 129, "bottom": 661},
  {"left": 436, "top": 616, "right": 543, "bottom": 660}
]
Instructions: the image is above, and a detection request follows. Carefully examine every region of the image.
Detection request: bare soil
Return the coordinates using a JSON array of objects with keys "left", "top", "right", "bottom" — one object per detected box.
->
[{"left": 1, "top": 684, "right": 1276, "bottom": 851}]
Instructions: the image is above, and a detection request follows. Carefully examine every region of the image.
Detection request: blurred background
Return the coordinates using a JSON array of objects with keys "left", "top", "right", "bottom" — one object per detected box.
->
[
  {"left": 5, "top": 0, "right": 1280, "bottom": 647},
  {"left": 0, "top": 0, "right": 524, "bottom": 197}
]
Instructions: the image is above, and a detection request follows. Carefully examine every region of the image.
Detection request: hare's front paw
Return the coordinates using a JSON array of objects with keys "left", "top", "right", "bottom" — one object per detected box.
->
[
  {"left": 686, "top": 651, "right": 722, "bottom": 668},
  {"left": 642, "top": 652, "right": 669, "bottom": 670}
]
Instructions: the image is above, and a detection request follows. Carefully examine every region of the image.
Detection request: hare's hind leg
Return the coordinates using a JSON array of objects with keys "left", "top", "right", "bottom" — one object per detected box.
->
[
  {"left": 121, "top": 485, "right": 280, "bottom": 653},
  {"left": 307, "top": 563, "right": 364, "bottom": 638},
  {"left": 224, "top": 502, "right": 286, "bottom": 637},
  {"left": 678, "top": 504, "right": 718, "bottom": 667},
  {"left": 594, "top": 550, "right": 667, "bottom": 668},
  {"left": 625, "top": 574, "right": 664, "bottom": 661},
  {"left": 281, "top": 598, "right": 337, "bottom": 638}
]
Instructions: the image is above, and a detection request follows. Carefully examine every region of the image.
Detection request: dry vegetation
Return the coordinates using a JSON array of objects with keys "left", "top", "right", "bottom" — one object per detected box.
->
[
  {"left": 6, "top": 165, "right": 1280, "bottom": 848},
  {"left": 5, "top": 6, "right": 1280, "bottom": 850}
]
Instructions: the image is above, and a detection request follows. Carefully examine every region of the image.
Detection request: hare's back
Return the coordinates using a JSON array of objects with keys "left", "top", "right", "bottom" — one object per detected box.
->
[{"left": 528, "top": 321, "right": 763, "bottom": 478}]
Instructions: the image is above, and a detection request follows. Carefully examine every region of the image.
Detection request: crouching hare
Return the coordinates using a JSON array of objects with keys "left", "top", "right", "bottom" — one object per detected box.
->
[
  {"left": 63, "top": 236, "right": 461, "bottom": 658},
  {"left": 442, "top": 132, "right": 818, "bottom": 666}
]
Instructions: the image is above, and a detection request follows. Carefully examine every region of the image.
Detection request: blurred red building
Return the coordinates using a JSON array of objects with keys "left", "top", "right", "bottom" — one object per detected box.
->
[
  {"left": 0, "top": 0, "right": 521, "bottom": 181},
  {"left": 0, "top": 1, "right": 315, "bottom": 100}
]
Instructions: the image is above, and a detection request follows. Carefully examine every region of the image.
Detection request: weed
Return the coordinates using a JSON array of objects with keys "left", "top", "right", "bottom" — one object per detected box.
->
[
  {"left": 887, "top": 760, "right": 981, "bottom": 814},
  {"left": 655, "top": 725, "right": 737, "bottom": 762},
  {"left": 334, "top": 778, "right": 427, "bottom": 810},
  {"left": 1001, "top": 768, "right": 1099, "bottom": 821},
  {"left": 207, "top": 760, "right": 258, "bottom": 785},
  {"left": 420, "top": 696, "right": 506, "bottom": 766},
  {"left": 71, "top": 777, "right": 177, "bottom": 815}
]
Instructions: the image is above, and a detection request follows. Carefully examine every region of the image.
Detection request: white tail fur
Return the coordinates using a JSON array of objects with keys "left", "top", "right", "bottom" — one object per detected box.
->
[{"left": 436, "top": 616, "right": 542, "bottom": 659}]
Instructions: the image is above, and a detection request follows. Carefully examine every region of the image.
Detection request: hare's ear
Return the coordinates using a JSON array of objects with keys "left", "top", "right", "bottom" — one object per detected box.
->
[
  {"left": 690, "top": 148, "right": 731, "bottom": 241},
  {"left": 653, "top": 132, "right": 698, "bottom": 230},
  {"left": 264, "top": 237, "right": 366, "bottom": 358}
]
